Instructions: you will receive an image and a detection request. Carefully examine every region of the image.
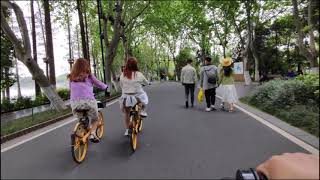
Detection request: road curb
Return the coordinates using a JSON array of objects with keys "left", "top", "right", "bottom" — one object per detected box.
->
[{"left": 1, "top": 95, "right": 121, "bottom": 144}]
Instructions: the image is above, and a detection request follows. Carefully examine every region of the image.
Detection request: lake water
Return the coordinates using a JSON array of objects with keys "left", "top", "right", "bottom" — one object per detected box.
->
[{"left": 9, "top": 83, "right": 68, "bottom": 100}]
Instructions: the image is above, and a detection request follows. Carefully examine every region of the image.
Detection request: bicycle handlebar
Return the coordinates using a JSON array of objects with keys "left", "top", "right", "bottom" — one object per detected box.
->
[{"left": 221, "top": 168, "right": 268, "bottom": 180}]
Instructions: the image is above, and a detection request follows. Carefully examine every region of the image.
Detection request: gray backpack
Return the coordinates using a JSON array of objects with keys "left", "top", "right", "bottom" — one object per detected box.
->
[{"left": 204, "top": 66, "right": 217, "bottom": 84}]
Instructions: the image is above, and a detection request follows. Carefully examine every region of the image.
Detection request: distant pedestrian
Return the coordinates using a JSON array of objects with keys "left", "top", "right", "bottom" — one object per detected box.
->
[
  {"left": 181, "top": 59, "right": 197, "bottom": 108},
  {"left": 200, "top": 57, "right": 219, "bottom": 112},
  {"left": 219, "top": 57, "right": 238, "bottom": 112}
]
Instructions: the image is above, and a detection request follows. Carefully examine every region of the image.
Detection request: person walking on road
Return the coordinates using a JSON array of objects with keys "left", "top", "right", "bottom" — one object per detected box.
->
[
  {"left": 219, "top": 57, "right": 238, "bottom": 112},
  {"left": 181, "top": 59, "right": 197, "bottom": 108},
  {"left": 200, "top": 57, "right": 219, "bottom": 112}
]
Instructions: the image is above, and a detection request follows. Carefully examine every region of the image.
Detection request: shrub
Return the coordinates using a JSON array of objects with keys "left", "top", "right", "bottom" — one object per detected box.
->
[
  {"left": 57, "top": 88, "right": 70, "bottom": 100},
  {"left": 1, "top": 99, "right": 14, "bottom": 112},
  {"left": 296, "top": 73, "right": 319, "bottom": 103},
  {"left": 245, "top": 75, "right": 319, "bottom": 137},
  {"left": 13, "top": 97, "right": 33, "bottom": 110},
  {"left": 33, "top": 95, "right": 50, "bottom": 106},
  {"left": 249, "top": 79, "right": 317, "bottom": 109}
]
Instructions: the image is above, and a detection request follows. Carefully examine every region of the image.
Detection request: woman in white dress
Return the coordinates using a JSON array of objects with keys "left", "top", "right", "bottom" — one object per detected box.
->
[{"left": 219, "top": 57, "right": 238, "bottom": 112}]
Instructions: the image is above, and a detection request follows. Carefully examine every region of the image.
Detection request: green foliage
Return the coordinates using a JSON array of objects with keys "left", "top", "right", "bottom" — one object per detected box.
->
[
  {"left": 33, "top": 95, "right": 50, "bottom": 106},
  {"left": 296, "top": 74, "right": 320, "bottom": 101},
  {"left": 0, "top": 99, "right": 14, "bottom": 112},
  {"left": 246, "top": 77, "right": 319, "bottom": 137},
  {"left": 57, "top": 88, "right": 70, "bottom": 100},
  {"left": 1, "top": 30, "right": 16, "bottom": 91},
  {"left": 175, "top": 48, "right": 194, "bottom": 80},
  {"left": 13, "top": 97, "right": 33, "bottom": 110}
]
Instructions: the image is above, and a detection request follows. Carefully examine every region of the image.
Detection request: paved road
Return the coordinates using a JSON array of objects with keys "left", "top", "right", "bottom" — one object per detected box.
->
[{"left": 1, "top": 82, "right": 306, "bottom": 179}]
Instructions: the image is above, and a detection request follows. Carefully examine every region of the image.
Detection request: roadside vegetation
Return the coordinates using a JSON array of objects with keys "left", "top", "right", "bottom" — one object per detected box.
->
[{"left": 240, "top": 74, "right": 319, "bottom": 137}]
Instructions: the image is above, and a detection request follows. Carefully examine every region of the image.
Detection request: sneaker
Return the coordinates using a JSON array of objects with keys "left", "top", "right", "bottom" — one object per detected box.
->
[
  {"left": 124, "top": 129, "right": 129, "bottom": 136},
  {"left": 140, "top": 110, "right": 148, "bottom": 117},
  {"left": 211, "top": 105, "right": 216, "bottom": 111},
  {"left": 205, "top": 107, "right": 211, "bottom": 112}
]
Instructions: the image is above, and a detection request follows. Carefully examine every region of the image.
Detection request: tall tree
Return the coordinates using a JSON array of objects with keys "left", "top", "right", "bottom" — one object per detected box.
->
[
  {"left": 31, "top": 0, "right": 41, "bottom": 96},
  {"left": 76, "top": 0, "right": 89, "bottom": 60},
  {"left": 43, "top": 0, "right": 56, "bottom": 89},
  {"left": 292, "top": 0, "right": 319, "bottom": 71},
  {"left": 0, "top": 1, "right": 66, "bottom": 110}
]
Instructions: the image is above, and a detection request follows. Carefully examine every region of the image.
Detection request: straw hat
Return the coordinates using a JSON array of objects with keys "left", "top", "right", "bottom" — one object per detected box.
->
[{"left": 221, "top": 57, "right": 232, "bottom": 67}]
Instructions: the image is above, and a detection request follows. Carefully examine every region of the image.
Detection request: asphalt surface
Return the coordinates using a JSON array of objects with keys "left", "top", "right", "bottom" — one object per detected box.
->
[{"left": 1, "top": 82, "right": 306, "bottom": 179}]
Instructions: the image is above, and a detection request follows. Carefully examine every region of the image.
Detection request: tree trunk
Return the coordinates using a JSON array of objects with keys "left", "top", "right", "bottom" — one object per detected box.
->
[
  {"left": 84, "top": 2, "right": 90, "bottom": 62},
  {"left": 67, "top": 10, "right": 72, "bottom": 63},
  {"left": 102, "top": 0, "right": 123, "bottom": 92},
  {"left": 31, "top": 0, "right": 41, "bottom": 96},
  {"left": 307, "top": 0, "right": 318, "bottom": 72},
  {"left": 292, "top": 0, "right": 319, "bottom": 71},
  {"left": 251, "top": 28, "right": 260, "bottom": 81},
  {"left": 43, "top": 0, "right": 56, "bottom": 89},
  {"left": 76, "top": 25, "right": 80, "bottom": 57},
  {"left": 244, "top": 0, "right": 252, "bottom": 85},
  {"left": 1, "top": 1, "right": 66, "bottom": 111},
  {"left": 1, "top": 90, "right": 5, "bottom": 102},
  {"left": 110, "top": 65, "right": 121, "bottom": 92},
  {"left": 36, "top": 0, "right": 48, "bottom": 79},
  {"left": 5, "top": 67, "right": 10, "bottom": 100},
  {"left": 15, "top": 57, "right": 22, "bottom": 98},
  {"left": 76, "top": 0, "right": 89, "bottom": 60}
]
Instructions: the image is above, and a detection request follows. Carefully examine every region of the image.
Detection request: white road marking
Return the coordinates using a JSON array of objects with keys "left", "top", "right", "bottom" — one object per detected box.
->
[
  {"left": 216, "top": 95, "right": 319, "bottom": 155},
  {"left": 1, "top": 98, "right": 120, "bottom": 153}
]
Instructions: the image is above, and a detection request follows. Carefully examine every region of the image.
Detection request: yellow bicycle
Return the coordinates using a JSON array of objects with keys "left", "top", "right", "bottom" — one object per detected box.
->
[
  {"left": 128, "top": 101, "right": 143, "bottom": 152},
  {"left": 71, "top": 101, "right": 105, "bottom": 163}
]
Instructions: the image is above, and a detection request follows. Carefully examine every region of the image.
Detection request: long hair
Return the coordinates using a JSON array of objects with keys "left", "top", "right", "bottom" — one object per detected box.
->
[
  {"left": 223, "top": 66, "right": 233, "bottom": 77},
  {"left": 68, "top": 58, "right": 91, "bottom": 82},
  {"left": 124, "top": 57, "right": 139, "bottom": 79}
]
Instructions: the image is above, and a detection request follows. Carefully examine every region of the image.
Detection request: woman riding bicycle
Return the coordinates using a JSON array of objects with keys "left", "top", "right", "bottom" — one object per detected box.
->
[
  {"left": 119, "top": 57, "right": 149, "bottom": 136},
  {"left": 68, "top": 58, "right": 108, "bottom": 143}
]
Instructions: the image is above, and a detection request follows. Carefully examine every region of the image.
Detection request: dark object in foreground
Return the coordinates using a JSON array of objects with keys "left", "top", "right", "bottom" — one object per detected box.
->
[{"left": 236, "top": 168, "right": 267, "bottom": 180}]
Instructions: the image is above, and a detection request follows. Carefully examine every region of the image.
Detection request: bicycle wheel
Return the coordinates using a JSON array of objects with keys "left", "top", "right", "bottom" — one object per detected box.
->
[
  {"left": 71, "top": 124, "right": 88, "bottom": 163},
  {"left": 130, "top": 118, "right": 138, "bottom": 152},
  {"left": 130, "top": 129, "right": 138, "bottom": 152},
  {"left": 96, "top": 111, "right": 104, "bottom": 139}
]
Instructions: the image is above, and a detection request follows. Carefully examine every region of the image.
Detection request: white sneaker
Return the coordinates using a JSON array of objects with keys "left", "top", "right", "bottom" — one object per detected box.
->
[
  {"left": 124, "top": 129, "right": 129, "bottom": 136},
  {"left": 205, "top": 107, "right": 211, "bottom": 112},
  {"left": 140, "top": 110, "right": 148, "bottom": 117},
  {"left": 211, "top": 105, "right": 216, "bottom": 110}
]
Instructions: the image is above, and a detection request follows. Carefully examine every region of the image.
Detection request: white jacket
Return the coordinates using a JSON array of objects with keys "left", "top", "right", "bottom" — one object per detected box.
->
[
  {"left": 120, "top": 72, "right": 149, "bottom": 94},
  {"left": 181, "top": 64, "right": 197, "bottom": 84}
]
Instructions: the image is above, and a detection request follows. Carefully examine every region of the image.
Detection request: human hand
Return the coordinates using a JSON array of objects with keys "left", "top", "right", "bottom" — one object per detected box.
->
[{"left": 256, "top": 152, "right": 319, "bottom": 180}]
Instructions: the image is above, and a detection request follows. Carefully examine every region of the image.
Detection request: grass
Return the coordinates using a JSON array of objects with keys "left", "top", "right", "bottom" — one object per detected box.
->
[
  {"left": 1, "top": 108, "right": 71, "bottom": 137},
  {"left": 239, "top": 97, "right": 319, "bottom": 137}
]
